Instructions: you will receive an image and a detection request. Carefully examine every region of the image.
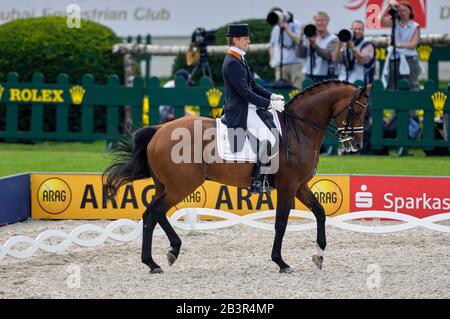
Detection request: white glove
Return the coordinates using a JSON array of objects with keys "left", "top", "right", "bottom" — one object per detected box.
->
[
  {"left": 270, "top": 94, "right": 285, "bottom": 101},
  {"left": 269, "top": 100, "right": 285, "bottom": 113}
]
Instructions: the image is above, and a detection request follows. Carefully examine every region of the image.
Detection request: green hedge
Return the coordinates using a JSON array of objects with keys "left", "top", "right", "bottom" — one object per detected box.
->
[
  {"left": 172, "top": 19, "right": 273, "bottom": 86},
  {"left": 0, "top": 17, "right": 125, "bottom": 139},
  {"left": 0, "top": 16, "right": 123, "bottom": 83}
]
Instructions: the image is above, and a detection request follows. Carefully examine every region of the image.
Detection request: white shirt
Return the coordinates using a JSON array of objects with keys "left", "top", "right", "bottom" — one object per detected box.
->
[{"left": 229, "top": 46, "right": 247, "bottom": 60}]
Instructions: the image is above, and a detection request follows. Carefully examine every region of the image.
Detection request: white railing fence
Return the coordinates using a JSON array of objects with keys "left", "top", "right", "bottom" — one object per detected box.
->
[{"left": 1, "top": 209, "right": 449, "bottom": 261}]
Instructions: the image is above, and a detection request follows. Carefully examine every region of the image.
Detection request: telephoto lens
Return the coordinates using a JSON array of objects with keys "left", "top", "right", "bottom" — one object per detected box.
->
[
  {"left": 266, "top": 9, "right": 293, "bottom": 26},
  {"left": 338, "top": 29, "right": 352, "bottom": 42},
  {"left": 303, "top": 24, "right": 317, "bottom": 37}
]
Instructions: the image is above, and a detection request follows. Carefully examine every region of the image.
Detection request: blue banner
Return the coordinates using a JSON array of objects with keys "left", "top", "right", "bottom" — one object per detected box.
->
[{"left": 0, "top": 173, "right": 30, "bottom": 225}]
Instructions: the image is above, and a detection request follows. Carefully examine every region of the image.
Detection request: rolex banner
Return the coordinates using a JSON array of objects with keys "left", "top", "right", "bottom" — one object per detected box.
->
[
  {"left": 31, "top": 173, "right": 350, "bottom": 219},
  {"left": 0, "top": 84, "right": 85, "bottom": 105}
]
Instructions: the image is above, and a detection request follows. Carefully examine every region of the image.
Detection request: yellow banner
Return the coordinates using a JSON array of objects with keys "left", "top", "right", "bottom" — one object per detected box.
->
[{"left": 31, "top": 174, "right": 349, "bottom": 219}]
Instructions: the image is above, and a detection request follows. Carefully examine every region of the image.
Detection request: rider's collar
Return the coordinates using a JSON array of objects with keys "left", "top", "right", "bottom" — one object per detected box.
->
[{"left": 229, "top": 46, "right": 246, "bottom": 60}]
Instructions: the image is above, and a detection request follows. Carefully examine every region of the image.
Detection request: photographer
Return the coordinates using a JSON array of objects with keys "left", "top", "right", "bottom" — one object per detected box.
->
[
  {"left": 296, "top": 11, "right": 338, "bottom": 83},
  {"left": 379, "top": 0, "right": 422, "bottom": 91},
  {"left": 332, "top": 20, "right": 375, "bottom": 85},
  {"left": 333, "top": 20, "right": 376, "bottom": 154},
  {"left": 268, "top": 8, "right": 303, "bottom": 88},
  {"left": 187, "top": 28, "right": 215, "bottom": 84}
]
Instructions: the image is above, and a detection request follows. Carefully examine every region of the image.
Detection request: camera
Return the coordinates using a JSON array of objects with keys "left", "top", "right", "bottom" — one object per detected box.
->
[
  {"left": 303, "top": 24, "right": 317, "bottom": 37},
  {"left": 191, "top": 28, "right": 216, "bottom": 48},
  {"left": 337, "top": 29, "right": 353, "bottom": 42},
  {"left": 266, "top": 9, "right": 293, "bottom": 26},
  {"left": 388, "top": 4, "right": 399, "bottom": 18}
]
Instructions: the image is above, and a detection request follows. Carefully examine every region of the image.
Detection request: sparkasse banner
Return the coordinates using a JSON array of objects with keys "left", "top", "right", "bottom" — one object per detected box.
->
[
  {"left": 0, "top": 0, "right": 448, "bottom": 36},
  {"left": 350, "top": 176, "right": 450, "bottom": 218}
]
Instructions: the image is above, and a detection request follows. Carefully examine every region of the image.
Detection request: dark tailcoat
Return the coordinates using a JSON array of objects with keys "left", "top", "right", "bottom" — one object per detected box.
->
[{"left": 221, "top": 52, "right": 272, "bottom": 130}]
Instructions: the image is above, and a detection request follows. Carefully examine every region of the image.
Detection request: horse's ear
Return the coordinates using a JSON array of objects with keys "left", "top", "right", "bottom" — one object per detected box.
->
[
  {"left": 364, "top": 84, "right": 372, "bottom": 94},
  {"left": 360, "top": 84, "right": 372, "bottom": 98}
]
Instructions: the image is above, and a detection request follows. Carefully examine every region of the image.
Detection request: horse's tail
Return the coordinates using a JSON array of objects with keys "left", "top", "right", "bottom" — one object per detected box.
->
[{"left": 103, "top": 126, "right": 159, "bottom": 197}]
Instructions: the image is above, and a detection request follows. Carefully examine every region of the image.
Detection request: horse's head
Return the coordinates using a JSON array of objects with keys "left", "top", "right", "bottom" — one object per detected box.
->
[{"left": 331, "top": 84, "right": 372, "bottom": 152}]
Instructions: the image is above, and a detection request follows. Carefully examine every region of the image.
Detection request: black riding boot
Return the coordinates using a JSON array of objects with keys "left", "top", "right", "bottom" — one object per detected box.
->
[{"left": 249, "top": 140, "right": 273, "bottom": 194}]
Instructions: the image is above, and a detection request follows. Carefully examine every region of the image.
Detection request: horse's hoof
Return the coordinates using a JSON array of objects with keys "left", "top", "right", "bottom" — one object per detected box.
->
[
  {"left": 312, "top": 255, "right": 324, "bottom": 270},
  {"left": 279, "top": 267, "right": 294, "bottom": 274},
  {"left": 150, "top": 267, "right": 163, "bottom": 274},
  {"left": 167, "top": 251, "right": 177, "bottom": 267}
]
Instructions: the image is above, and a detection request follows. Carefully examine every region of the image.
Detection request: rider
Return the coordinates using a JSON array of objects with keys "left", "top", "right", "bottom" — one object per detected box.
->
[{"left": 221, "top": 23, "right": 285, "bottom": 193}]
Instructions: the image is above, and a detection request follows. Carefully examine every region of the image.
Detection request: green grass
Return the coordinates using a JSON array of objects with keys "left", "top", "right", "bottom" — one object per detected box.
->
[
  {"left": 0, "top": 142, "right": 449, "bottom": 177},
  {"left": 317, "top": 151, "right": 450, "bottom": 176},
  {"left": 0, "top": 141, "right": 112, "bottom": 177},
  {"left": 421, "top": 80, "right": 449, "bottom": 90},
  {"left": 438, "top": 81, "right": 448, "bottom": 89}
]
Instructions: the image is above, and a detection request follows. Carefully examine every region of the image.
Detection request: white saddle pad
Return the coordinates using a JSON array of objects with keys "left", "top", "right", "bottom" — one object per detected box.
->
[{"left": 216, "top": 109, "right": 282, "bottom": 162}]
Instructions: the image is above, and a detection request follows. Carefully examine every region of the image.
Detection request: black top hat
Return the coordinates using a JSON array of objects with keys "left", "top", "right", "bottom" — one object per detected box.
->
[{"left": 226, "top": 24, "right": 253, "bottom": 37}]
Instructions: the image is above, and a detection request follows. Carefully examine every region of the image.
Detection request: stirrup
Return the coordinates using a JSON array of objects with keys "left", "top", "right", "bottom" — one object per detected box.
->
[
  {"left": 262, "top": 177, "right": 273, "bottom": 193},
  {"left": 249, "top": 176, "right": 273, "bottom": 194}
]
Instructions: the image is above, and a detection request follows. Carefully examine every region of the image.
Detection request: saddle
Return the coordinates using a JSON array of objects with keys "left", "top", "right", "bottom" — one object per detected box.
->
[{"left": 216, "top": 109, "right": 282, "bottom": 162}]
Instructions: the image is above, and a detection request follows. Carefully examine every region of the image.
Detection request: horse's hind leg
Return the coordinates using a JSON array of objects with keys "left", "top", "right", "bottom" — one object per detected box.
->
[
  {"left": 142, "top": 192, "right": 185, "bottom": 273},
  {"left": 142, "top": 192, "right": 166, "bottom": 274},
  {"left": 296, "top": 185, "right": 326, "bottom": 269},
  {"left": 154, "top": 192, "right": 183, "bottom": 267},
  {"left": 142, "top": 180, "right": 203, "bottom": 274}
]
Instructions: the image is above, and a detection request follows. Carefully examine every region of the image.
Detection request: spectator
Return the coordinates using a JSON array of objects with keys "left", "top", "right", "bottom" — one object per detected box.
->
[
  {"left": 295, "top": 11, "right": 338, "bottom": 83},
  {"left": 268, "top": 8, "right": 303, "bottom": 88},
  {"left": 158, "top": 69, "right": 195, "bottom": 123},
  {"left": 379, "top": 0, "right": 423, "bottom": 91},
  {"left": 377, "top": 0, "right": 423, "bottom": 155},
  {"left": 332, "top": 20, "right": 376, "bottom": 85},
  {"left": 332, "top": 20, "right": 376, "bottom": 154}
]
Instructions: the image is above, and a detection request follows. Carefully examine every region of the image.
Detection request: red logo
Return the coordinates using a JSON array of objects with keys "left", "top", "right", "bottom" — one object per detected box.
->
[
  {"left": 365, "top": 0, "right": 427, "bottom": 28},
  {"left": 344, "top": 0, "right": 367, "bottom": 10},
  {"left": 350, "top": 176, "right": 450, "bottom": 218}
]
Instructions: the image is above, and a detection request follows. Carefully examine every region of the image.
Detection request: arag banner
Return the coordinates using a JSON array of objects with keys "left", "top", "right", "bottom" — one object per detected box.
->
[{"left": 31, "top": 173, "right": 350, "bottom": 219}]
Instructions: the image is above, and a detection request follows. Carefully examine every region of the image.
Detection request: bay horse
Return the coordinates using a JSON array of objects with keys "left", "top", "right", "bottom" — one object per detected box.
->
[{"left": 104, "top": 80, "right": 372, "bottom": 274}]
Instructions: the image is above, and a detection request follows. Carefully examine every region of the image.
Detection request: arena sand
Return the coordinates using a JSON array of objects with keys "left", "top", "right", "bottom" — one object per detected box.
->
[{"left": 0, "top": 219, "right": 449, "bottom": 299}]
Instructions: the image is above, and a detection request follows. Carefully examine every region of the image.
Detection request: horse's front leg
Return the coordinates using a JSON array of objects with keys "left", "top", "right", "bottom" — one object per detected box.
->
[
  {"left": 271, "top": 185, "right": 297, "bottom": 274},
  {"left": 296, "top": 185, "right": 326, "bottom": 270}
]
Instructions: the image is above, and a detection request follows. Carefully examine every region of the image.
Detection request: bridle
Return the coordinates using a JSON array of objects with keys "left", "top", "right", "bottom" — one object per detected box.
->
[
  {"left": 331, "top": 88, "right": 368, "bottom": 143},
  {"left": 282, "top": 87, "right": 368, "bottom": 156}
]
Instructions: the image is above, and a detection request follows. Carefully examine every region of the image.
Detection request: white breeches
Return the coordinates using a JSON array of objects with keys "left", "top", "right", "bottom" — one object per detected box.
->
[{"left": 246, "top": 104, "right": 277, "bottom": 146}]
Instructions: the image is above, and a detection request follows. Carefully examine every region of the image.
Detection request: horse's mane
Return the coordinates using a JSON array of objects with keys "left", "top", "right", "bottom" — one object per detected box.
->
[{"left": 287, "top": 80, "right": 358, "bottom": 107}]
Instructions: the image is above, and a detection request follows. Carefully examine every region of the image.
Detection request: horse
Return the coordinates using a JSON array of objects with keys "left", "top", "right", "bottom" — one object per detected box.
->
[{"left": 103, "top": 80, "right": 372, "bottom": 274}]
